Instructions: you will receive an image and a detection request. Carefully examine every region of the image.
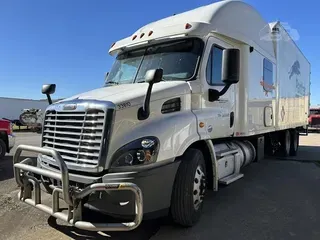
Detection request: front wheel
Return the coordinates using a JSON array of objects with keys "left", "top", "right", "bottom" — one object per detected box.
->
[{"left": 170, "top": 148, "right": 206, "bottom": 227}]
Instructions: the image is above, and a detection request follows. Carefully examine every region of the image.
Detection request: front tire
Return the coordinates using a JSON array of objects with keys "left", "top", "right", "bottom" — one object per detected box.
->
[
  {"left": 0, "top": 139, "right": 6, "bottom": 159},
  {"left": 170, "top": 148, "right": 206, "bottom": 227}
]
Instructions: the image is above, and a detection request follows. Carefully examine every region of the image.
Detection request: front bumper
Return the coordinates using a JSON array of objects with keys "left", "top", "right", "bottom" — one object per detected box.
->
[
  {"left": 309, "top": 125, "right": 320, "bottom": 129},
  {"left": 84, "top": 160, "right": 179, "bottom": 219},
  {"left": 8, "top": 134, "right": 15, "bottom": 151},
  {"left": 13, "top": 145, "right": 143, "bottom": 232},
  {"left": 14, "top": 145, "right": 179, "bottom": 231}
]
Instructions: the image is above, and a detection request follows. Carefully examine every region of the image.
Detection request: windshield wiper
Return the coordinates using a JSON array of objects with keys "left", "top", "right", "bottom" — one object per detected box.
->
[
  {"left": 162, "top": 76, "right": 186, "bottom": 81},
  {"left": 136, "top": 76, "right": 185, "bottom": 83},
  {"left": 136, "top": 78, "right": 167, "bottom": 83},
  {"left": 105, "top": 81, "right": 119, "bottom": 85}
]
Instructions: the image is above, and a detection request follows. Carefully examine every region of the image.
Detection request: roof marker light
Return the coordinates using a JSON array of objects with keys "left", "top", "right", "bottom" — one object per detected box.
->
[
  {"left": 132, "top": 35, "right": 137, "bottom": 40},
  {"left": 140, "top": 33, "right": 145, "bottom": 38},
  {"left": 148, "top": 31, "right": 153, "bottom": 36},
  {"left": 185, "top": 23, "right": 192, "bottom": 29}
]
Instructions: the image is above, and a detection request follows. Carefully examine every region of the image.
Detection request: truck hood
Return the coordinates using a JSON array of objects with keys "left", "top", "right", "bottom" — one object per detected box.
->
[{"left": 60, "top": 81, "right": 192, "bottom": 107}]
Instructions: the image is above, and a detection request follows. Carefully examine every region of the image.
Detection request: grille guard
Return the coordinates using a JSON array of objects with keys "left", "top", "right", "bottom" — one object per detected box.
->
[{"left": 13, "top": 145, "right": 143, "bottom": 232}]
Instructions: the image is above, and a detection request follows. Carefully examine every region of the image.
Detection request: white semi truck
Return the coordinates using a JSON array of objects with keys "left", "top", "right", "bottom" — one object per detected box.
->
[{"left": 13, "top": 0, "right": 310, "bottom": 231}]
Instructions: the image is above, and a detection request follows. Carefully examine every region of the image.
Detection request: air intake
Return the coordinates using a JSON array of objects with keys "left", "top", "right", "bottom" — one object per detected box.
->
[{"left": 161, "top": 98, "right": 181, "bottom": 114}]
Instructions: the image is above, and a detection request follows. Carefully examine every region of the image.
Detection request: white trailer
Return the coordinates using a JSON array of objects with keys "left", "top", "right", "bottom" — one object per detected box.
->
[
  {"left": 0, "top": 97, "right": 49, "bottom": 121},
  {"left": 13, "top": 0, "right": 310, "bottom": 232}
]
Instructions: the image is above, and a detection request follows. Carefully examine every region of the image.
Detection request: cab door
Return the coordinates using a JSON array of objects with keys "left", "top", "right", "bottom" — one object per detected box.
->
[{"left": 196, "top": 36, "right": 237, "bottom": 139}]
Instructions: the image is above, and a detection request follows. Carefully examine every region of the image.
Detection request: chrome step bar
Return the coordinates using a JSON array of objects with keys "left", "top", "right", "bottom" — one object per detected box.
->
[{"left": 13, "top": 145, "right": 143, "bottom": 232}]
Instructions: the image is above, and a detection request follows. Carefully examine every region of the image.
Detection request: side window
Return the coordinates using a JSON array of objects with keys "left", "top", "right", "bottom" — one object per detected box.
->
[
  {"left": 206, "top": 46, "right": 224, "bottom": 85},
  {"left": 263, "top": 58, "right": 273, "bottom": 91}
]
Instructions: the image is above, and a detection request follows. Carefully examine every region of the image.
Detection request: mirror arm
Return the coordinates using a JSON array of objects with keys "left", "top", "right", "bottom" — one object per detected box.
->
[
  {"left": 219, "top": 84, "right": 231, "bottom": 96},
  {"left": 208, "top": 83, "right": 232, "bottom": 102},
  {"left": 143, "top": 83, "right": 153, "bottom": 115},
  {"left": 46, "top": 93, "right": 53, "bottom": 105},
  {"left": 138, "top": 83, "right": 154, "bottom": 120},
  {"left": 138, "top": 68, "right": 163, "bottom": 121}
]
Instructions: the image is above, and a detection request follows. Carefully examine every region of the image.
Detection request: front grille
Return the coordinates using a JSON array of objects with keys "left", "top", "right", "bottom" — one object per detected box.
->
[
  {"left": 42, "top": 109, "right": 105, "bottom": 167},
  {"left": 311, "top": 117, "right": 320, "bottom": 126}
]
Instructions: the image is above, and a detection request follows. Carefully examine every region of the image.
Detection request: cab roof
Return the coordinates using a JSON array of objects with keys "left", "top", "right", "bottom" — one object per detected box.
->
[{"left": 109, "top": 0, "right": 275, "bottom": 60}]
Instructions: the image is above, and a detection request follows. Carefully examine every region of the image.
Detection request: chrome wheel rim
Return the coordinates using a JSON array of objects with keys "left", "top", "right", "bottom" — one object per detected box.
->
[{"left": 193, "top": 165, "right": 206, "bottom": 210}]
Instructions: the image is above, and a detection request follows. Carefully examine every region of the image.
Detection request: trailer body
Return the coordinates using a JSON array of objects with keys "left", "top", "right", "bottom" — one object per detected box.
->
[{"left": 0, "top": 97, "right": 48, "bottom": 121}]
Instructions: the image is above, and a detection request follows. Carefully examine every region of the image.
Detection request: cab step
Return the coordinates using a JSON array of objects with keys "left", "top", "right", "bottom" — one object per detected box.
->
[{"left": 219, "top": 173, "right": 244, "bottom": 185}]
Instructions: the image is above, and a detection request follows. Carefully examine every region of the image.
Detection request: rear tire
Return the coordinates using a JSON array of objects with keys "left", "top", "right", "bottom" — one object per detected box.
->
[
  {"left": 289, "top": 129, "right": 299, "bottom": 156},
  {"left": 0, "top": 139, "right": 6, "bottom": 159},
  {"left": 170, "top": 148, "right": 206, "bottom": 227},
  {"left": 279, "top": 130, "right": 291, "bottom": 157}
]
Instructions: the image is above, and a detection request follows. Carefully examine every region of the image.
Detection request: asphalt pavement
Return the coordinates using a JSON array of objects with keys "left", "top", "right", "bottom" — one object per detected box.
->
[{"left": 0, "top": 132, "right": 319, "bottom": 240}]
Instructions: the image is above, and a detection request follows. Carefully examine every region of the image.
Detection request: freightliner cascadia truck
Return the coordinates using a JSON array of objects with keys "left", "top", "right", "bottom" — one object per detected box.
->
[{"left": 13, "top": 0, "right": 310, "bottom": 231}]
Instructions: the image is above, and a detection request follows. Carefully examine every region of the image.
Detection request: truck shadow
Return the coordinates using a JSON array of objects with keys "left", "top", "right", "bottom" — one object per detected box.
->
[
  {"left": 0, "top": 155, "right": 35, "bottom": 182},
  {"left": 273, "top": 145, "right": 320, "bottom": 162},
  {"left": 47, "top": 213, "right": 165, "bottom": 240}
]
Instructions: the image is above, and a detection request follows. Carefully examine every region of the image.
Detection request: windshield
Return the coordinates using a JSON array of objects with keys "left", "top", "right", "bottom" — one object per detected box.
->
[
  {"left": 105, "top": 38, "right": 203, "bottom": 85},
  {"left": 310, "top": 109, "right": 320, "bottom": 115}
]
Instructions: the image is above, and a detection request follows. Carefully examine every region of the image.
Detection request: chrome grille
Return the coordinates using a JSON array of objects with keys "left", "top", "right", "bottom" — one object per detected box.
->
[
  {"left": 311, "top": 117, "right": 320, "bottom": 126},
  {"left": 42, "top": 109, "right": 105, "bottom": 167}
]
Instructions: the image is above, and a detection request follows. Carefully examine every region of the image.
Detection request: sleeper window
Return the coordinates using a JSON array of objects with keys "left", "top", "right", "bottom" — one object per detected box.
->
[{"left": 206, "top": 46, "right": 224, "bottom": 85}]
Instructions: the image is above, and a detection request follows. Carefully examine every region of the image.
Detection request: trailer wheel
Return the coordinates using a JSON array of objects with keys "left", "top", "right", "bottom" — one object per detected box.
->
[
  {"left": 280, "top": 130, "right": 291, "bottom": 157},
  {"left": 289, "top": 129, "right": 299, "bottom": 156},
  {"left": 170, "top": 148, "right": 206, "bottom": 227},
  {"left": 0, "top": 139, "right": 6, "bottom": 158}
]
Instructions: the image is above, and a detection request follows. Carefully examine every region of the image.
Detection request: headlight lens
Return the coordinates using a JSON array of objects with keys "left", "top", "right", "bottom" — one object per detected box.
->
[{"left": 111, "top": 137, "right": 159, "bottom": 168}]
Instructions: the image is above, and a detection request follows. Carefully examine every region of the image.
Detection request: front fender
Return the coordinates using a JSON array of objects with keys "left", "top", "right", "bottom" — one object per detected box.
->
[{"left": 107, "top": 108, "right": 199, "bottom": 167}]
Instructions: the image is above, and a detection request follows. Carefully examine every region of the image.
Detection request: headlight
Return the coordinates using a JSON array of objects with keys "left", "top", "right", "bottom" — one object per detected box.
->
[{"left": 111, "top": 137, "right": 159, "bottom": 168}]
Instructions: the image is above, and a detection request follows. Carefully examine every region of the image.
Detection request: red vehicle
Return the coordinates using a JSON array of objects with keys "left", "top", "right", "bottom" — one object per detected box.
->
[
  {"left": 309, "top": 107, "right": 320, "bottom": 129},
  {"left": 0, "top": 119, "right": 15, "bottom": 159}
]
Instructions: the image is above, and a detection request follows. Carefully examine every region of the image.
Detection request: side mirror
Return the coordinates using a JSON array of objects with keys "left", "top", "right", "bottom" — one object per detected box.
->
[
  {"left": 42, "top": 84, "right": 56, "bottom": 95},
  {"left": 42, "top": 84, "right": 56, "bottom": 105},
  {"left": 138, "top": 68, "right": 163, "bottom": 120},
  {"left": 145, "top": 69, "right": 163, "bottom": 84},
  {"left": 208, "top": 49, "right": 240, "bottom": 102},
  {"left": 222, "top": 48, "right": 240, "bottom": 84}
]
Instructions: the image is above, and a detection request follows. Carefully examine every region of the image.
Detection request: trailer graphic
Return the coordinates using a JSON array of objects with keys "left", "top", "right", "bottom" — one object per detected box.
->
[{"left": 289, "top": 60, "right": 301, "bottom": 79}]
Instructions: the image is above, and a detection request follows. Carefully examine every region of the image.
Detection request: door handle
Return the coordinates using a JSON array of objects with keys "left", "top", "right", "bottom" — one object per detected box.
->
[{"left": 230, "top": 112, "right": 234, "bottom": 128}]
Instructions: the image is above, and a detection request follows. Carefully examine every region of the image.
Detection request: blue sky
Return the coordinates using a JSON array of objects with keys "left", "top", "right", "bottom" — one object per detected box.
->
[{"left": 0, "top": 0, "right": 319, "bottom": 104}]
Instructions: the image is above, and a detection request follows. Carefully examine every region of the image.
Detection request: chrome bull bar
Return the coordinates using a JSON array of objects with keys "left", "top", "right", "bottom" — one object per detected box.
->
[{"left": 13, "top": 145, "right": 143, "bottom": 231}]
